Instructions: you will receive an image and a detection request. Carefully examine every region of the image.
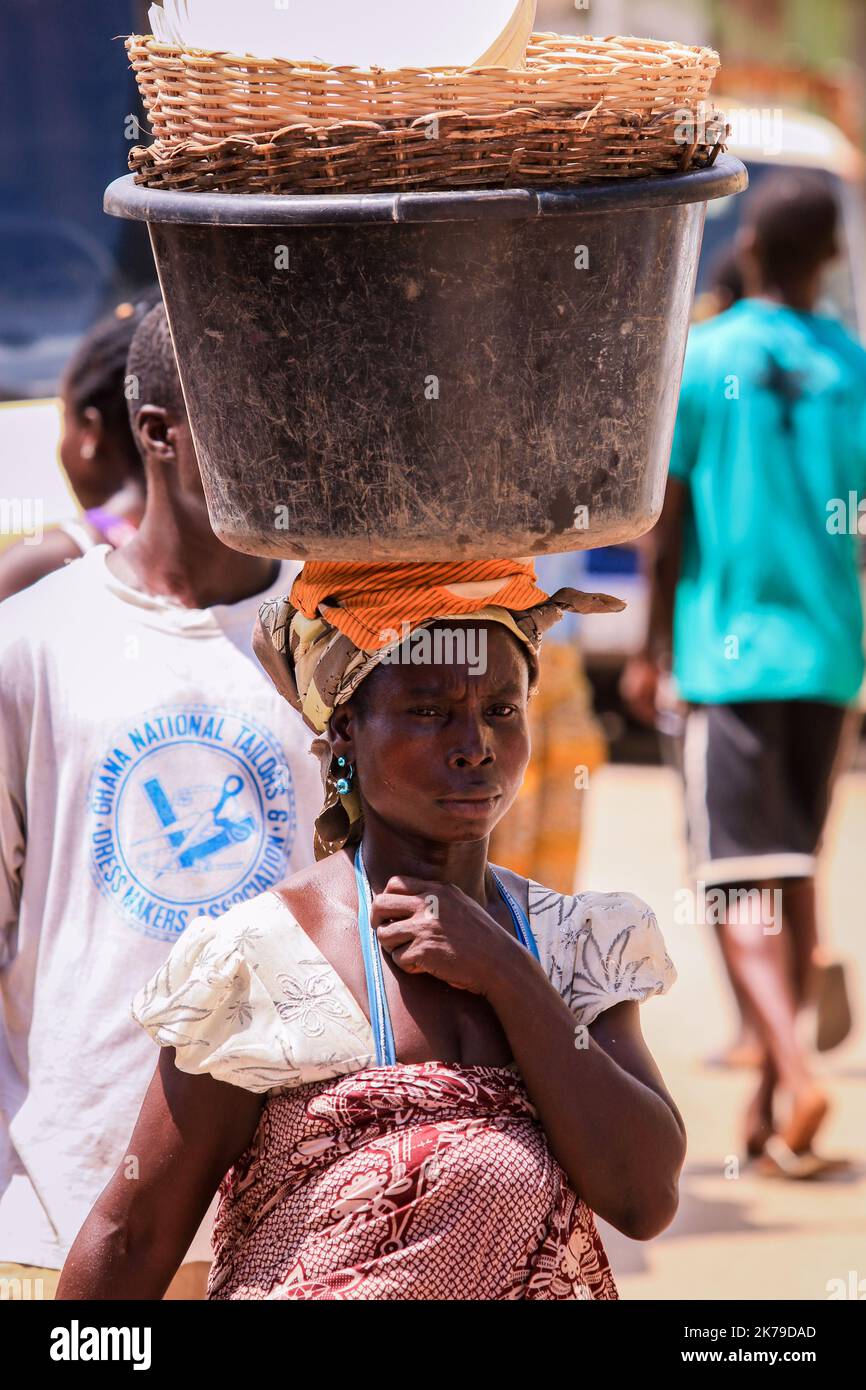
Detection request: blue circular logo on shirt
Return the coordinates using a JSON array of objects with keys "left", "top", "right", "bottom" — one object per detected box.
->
[{"left": 87, "top": 704, "right": 296, "bottom": 942}]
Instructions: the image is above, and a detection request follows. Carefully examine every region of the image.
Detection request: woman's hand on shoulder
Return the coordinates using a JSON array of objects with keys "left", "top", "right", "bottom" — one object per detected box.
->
[{"left": 371, "top": 877, "right": 528, "bottom": 996}]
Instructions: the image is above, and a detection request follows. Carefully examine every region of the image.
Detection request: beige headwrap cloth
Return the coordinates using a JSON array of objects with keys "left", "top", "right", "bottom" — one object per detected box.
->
[{"left": 252, "top": 559, "right": 625, "bottom": 860}]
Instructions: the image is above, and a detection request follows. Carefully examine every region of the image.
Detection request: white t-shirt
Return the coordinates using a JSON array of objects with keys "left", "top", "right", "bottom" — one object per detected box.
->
[{"left": 0, "top": 546, "right": 320, "bottom": 1268}]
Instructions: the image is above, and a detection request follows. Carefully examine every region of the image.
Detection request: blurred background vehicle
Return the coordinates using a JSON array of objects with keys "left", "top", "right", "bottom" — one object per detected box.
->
[
  {"left": 0, "top": 1, "right": 154, "bottom": 402},
  {"left": 0, "top": 0, "right": 153, "bottom": 547}
]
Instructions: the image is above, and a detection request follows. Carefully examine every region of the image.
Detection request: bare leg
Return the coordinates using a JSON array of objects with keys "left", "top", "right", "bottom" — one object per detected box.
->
[
  {"left": 717, "top": 880, "right": 828, "bottom": 1153},
  {"left": 743, "top": 1049, "right": 777, "bottom": 1155},
  {"left": 781, "top": 877, "right": 819, "bottom": 1005},
  {"left": 711, "top": 918, "right": 763, "bottom": 1066}
]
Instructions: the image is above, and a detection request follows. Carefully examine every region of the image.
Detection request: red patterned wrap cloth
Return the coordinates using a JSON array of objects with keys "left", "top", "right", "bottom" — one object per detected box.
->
[{"left": 207, "top": 1061, "right": 617, "bottom": 1301}]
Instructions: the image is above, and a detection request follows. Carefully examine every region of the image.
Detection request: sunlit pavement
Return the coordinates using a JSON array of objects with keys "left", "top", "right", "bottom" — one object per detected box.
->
[{"left": 579, "top": 764, "right": 866, "bottom": 1301}]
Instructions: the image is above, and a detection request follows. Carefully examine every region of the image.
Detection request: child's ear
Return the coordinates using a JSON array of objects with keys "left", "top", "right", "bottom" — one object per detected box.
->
[
  {"left": 79, "top": 405, "right": 104, "bottom": 458},
  {"left": 135, "top": 404, "right": 175, "bottom": 462}
]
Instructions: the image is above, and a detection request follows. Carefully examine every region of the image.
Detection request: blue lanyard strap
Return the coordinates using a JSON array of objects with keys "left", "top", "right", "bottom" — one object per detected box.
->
[
  {"left": 354, "top": 846, "right": 397, "bottom": 1066},
  {"left": 354, "top": 847, "right": 538, "bottom": 1067},
  {"left": 489, "top": 867, "right": 540, "bottom": 961}
]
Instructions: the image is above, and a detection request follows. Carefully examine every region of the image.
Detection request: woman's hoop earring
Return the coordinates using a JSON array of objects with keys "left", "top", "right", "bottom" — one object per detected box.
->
[{"left": 334, "top": 755, "right": 354, "bottom": 797}]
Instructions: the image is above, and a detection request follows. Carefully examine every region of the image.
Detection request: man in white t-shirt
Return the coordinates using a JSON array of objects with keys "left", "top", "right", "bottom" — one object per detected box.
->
[{"left": 0, "top": 305, "right": 320, "bottom": 1298}]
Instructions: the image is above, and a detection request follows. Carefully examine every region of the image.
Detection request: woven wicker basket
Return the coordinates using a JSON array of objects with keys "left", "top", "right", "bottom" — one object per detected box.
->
[{"left": 127, "top": 32, "right": 726, "bottom": 193}]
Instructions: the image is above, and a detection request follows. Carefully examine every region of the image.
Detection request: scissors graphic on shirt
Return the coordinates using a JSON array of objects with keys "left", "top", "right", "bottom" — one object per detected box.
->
[{"left": 133, "top": 774, "right": 255, "bottom": 877}]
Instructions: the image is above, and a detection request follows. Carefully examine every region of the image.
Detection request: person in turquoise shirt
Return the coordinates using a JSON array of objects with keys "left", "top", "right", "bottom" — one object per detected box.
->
[
  {"left": 624, "top": 171, "right": 866, "bottom": 1178},
  {"left": 670, "top": 295, "right": 866, "bottom": 705}
]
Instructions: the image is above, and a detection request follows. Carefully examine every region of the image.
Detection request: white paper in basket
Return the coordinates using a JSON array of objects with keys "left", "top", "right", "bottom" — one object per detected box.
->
[{"left": 146, "top": 0, "right": 537, "bottom": 70}]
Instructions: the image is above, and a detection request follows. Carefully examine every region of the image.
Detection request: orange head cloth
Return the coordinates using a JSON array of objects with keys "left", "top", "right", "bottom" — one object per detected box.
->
[{"left": 289, "top": 559, "right": 556, "bottom": 653}]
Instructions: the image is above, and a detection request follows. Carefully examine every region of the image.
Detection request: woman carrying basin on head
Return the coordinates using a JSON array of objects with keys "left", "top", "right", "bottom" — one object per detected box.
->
[{"left": 58, "top": 558, "right": 684, "bottom": 1302}]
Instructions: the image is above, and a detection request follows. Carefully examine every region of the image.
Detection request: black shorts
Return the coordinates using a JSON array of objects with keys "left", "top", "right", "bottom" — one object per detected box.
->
[{"left": 680, "top": 700, "right": 855, "bottom": 885}]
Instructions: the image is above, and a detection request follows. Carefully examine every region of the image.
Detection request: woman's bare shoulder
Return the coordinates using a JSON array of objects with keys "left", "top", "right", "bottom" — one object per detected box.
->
[{"left": 269, "top": 850, "right": 356, "bottom": 942}]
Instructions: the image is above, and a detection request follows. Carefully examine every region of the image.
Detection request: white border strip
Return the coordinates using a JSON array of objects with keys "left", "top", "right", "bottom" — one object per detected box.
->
[
  {"left": 694, "top": 853, "right": 816, "bottom": 885},
  {"left": 683, "top": 707, "right": 711, "bottom": 871}
]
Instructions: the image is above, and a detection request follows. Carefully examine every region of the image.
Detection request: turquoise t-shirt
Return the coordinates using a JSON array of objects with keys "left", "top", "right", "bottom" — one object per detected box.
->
[{"left": 669, "top": 298, "right": 866, "bottom": 704}]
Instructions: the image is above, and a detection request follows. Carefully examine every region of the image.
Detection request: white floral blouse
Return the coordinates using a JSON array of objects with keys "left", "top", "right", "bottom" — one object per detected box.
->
[{"left": 131, "top": 883, "right": 676, "bottom": 1094}]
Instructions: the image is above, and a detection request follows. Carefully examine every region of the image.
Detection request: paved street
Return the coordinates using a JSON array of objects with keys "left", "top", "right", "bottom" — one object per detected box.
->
[{"left": 579, "top": 764, "right": 866, "bottom": 1301}]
